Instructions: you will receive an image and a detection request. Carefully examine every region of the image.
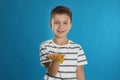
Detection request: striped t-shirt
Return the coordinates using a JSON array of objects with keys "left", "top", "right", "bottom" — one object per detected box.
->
[{"left": 40, "top": 39, "right": 88, "bottom": 80}]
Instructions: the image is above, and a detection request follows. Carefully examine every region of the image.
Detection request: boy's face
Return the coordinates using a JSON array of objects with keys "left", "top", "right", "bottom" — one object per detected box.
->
[{"left": 51, "top": 14, "right": 72, "bottom": 38}]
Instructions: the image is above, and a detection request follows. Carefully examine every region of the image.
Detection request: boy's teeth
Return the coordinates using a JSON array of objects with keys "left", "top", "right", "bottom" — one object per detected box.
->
[{"left": 58, "top": 31, "right": 63, "bottom": 33}]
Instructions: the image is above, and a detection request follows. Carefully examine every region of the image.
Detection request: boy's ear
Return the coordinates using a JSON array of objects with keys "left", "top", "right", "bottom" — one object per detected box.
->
[
  {"left": 50, "top": 21, "right": 52, "bottom": 28},
  {"left": 70, "top": 23, "right": 72, "bottom": 29}
]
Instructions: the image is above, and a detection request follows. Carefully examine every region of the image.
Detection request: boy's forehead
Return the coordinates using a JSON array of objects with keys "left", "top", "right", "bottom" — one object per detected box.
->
[{"left": 52, "top": 14, "right": 70, "bottom": 21}]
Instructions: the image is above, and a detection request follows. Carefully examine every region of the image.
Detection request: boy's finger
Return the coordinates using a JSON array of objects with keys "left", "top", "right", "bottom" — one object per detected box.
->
[{"left": 46, "top": 54, "right": 50, "bottom": 59}]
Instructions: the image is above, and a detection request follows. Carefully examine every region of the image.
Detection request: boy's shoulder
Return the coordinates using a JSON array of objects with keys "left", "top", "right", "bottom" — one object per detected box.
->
[
  {"left": 40, "top": 39, "right": 52, "bottom": 45},
  {"left": 69, "top": 40, "right": 82, "bottom": 48}
]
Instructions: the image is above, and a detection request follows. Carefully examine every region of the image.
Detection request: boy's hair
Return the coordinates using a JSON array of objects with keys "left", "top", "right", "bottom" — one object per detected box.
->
[{"left": 50, "top": 6, "right": 72, "bottom": 22}]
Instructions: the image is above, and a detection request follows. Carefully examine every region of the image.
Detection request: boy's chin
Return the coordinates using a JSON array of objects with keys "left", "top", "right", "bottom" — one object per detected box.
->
[{"left": 55, "top": 35, "right": 66, "bottom": 38}]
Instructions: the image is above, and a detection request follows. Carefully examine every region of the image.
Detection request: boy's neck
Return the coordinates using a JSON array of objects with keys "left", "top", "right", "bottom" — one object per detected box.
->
[{"left": 53, "top": 37, "right": 68, "bottom": 46}]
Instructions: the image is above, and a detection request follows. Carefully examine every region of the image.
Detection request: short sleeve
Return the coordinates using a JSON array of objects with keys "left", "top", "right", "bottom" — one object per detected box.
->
[
  {"left": 40, "top": 43, "right": 52, "bottom": 66},
  {"left": 77, "top": 46, "right": 88, "bottom": 66}
]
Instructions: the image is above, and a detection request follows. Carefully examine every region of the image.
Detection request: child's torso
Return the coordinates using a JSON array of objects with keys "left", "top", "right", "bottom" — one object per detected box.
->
[{"left": 44, "top": 40, "right": 80, "bottom": 80}]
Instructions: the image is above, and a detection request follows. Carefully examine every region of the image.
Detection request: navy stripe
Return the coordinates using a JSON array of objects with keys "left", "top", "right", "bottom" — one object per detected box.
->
[
  {"left": 58, "top": 47, "right": 79, "bottom": 49},
  {"left": 78, "top": 59, "right": 87, "bottom": 63},
  {"left": 48, "top": 51, "right": 78, "bottom": 54},
  {"left": 40, "top": 48, "right": 47, "bottom": 51},
  {"left": 60, "top": 65, "right": 77, "bottom": 67},
  {"left": 79, "top": 48, "right": 82, "bottom": 50},
  {"left": 64, "top": 58, "right": 77, "bottom": 60},
  {"left": 41, "top": 59, "right": 50, "bottom": 62},
  {"left": 46, "top": 73, "right": 76, "bottom": 79},
  {"left": 60, "top": 52, "right": 78, "bottom": 54},
  {"left": 44, "top": 45, "right": 80, "bottom": 49},
  {"left": 78, "top": 54, "right": 85, "bottom": 57},
  {"left": 40, "top": 52, "right": 49, "bottom": 57}
]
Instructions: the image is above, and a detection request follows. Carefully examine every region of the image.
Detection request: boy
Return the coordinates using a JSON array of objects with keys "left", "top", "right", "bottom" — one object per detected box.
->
[{"left": 40, "top": 6, "right": 88, "bottom": 80}]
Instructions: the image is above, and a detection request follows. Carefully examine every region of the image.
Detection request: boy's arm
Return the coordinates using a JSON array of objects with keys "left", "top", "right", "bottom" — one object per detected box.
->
[
  {"left": 76, "top": 65, "right": 85, "bottom": 80},
  {"left": 43, "top": 61, "right": 60, "bottom": 77},
  {"left": 43, "top": 53, "right": 62, "bottom": 77},
  {"left": 43, "top": 53, "right": 65, "bottom": 77}
]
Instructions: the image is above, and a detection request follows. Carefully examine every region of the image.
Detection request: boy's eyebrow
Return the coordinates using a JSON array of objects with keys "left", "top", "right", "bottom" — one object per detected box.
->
[
  {"left": 54, "top": 19, "right": 70, "bottom": 22},
  {"left": 64, "top": 20, "right": 70, "bottom": 23},
  {"left": 64, "top": 20, "right": 70, "bottom": 22},
  {"left": 54, "top": 20, "right": 60, "bottom": 21},
  {"left": 52, "top": 19, "right": 70, "bottom": 23}
]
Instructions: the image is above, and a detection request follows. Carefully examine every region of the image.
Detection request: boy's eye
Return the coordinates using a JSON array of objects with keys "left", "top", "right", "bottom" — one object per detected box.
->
[
  {"left": 64, "top": 22, "right": 68, "bottom": 25},
  {"left": 54, "top": 22, "right": 60, "bottom": 24}
]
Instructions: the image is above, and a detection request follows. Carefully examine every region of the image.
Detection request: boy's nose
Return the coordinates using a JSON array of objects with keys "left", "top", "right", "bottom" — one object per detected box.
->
[{"left": 58, "top": 23, "right": 63, "bottom": 29}]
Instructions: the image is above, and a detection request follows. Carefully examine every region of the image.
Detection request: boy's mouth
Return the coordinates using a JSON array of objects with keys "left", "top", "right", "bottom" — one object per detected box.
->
[{"left": 57, "top": 30, "right": 65, "bottom": 34}]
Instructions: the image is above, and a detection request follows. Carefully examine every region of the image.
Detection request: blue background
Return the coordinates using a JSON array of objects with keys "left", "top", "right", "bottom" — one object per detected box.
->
[{"left": 0, "top": 0, "right": 120, "bottom": 80}]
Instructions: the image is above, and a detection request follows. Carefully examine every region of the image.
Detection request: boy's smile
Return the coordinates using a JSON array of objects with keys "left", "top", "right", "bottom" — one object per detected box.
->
[
  {"left": 51, "top": 14, "right": 72, "bottom": 38},
  {"left": 57, "top": 30, "right": 64, "bottom": 34}
]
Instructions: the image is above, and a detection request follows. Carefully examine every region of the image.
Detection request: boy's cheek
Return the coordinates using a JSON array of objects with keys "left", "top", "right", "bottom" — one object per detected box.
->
[
  {"left": 51, "top": 26, "right": 55, "bottom": 31},
  {"left": 52, "top": 27, "right": 58, "bottom": 31}
]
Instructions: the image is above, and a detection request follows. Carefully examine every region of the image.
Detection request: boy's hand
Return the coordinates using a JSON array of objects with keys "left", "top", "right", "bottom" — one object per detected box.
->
[{"left": 46, "top": 53, "right": 65, "bottom": 64}]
